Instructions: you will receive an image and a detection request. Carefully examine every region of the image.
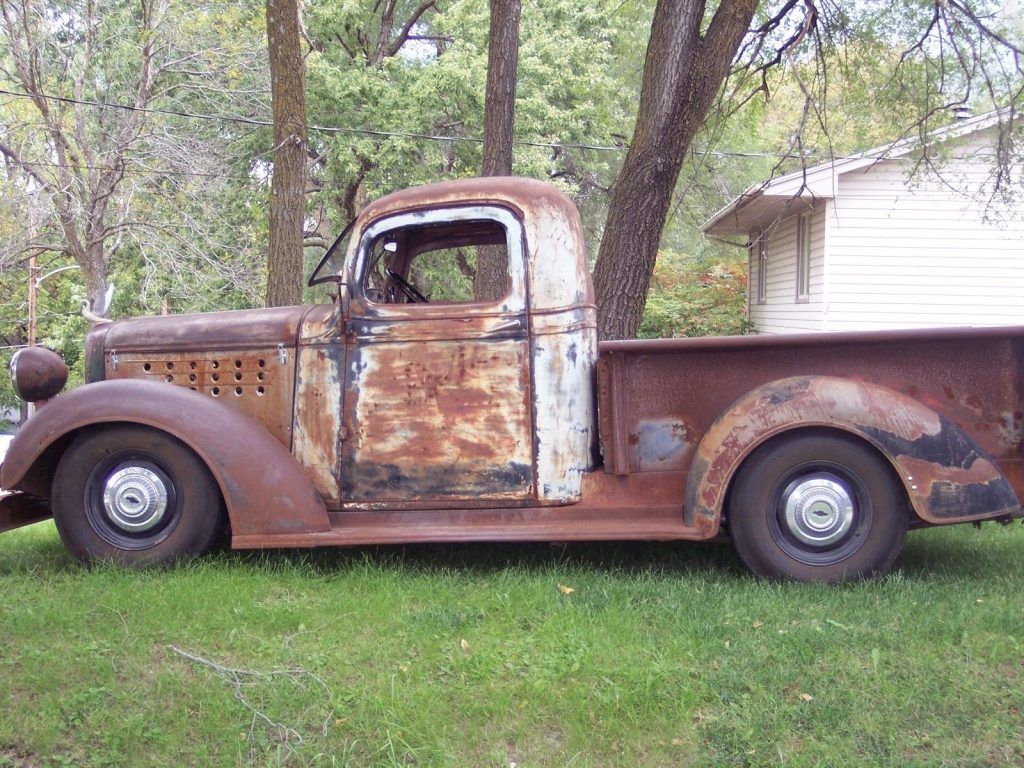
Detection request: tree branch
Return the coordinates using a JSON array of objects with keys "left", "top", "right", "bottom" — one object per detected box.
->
[{"left": 382, "top": 0, "right": 438, "bottom": 60}]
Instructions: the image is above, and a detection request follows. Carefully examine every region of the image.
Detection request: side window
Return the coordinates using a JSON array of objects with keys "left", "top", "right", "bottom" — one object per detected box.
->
[
  {"left": 362, "top": 218, "right": 510, "bottom": 305},
  {"left": 755, "top": 236, "right": 767, "bottom": 304},
  {"left": 796, "top": 213, "right": 811, "bottom": 303}
]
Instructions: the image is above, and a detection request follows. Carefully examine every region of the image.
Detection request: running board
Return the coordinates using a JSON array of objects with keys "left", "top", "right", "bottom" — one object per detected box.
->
[{"left": 231, "top": 505, "right": 705, "bottom": 549}]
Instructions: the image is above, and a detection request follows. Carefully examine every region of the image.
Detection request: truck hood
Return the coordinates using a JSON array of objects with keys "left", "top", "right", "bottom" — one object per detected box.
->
[{"left": 98, "top": 305, "right": 314, "bottom": 354}]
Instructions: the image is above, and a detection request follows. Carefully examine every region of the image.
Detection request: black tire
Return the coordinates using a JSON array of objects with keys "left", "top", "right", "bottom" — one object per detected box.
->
[
  {"left": 727, "top": 432, "right": 907, "bottom": 583},
  {"left": 51, "top": 425, "right": 225, "bottom": 565}
]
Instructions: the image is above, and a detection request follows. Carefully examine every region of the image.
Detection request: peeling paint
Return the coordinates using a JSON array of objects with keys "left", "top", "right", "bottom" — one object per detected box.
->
[
  {"left": 634, "top": 419, "right": 691, "bottom": 470},
  {"left": 683, "top": 376, "right": 1020, "bottom": 529},
  {"left": 532, "top": 310, "right": 598, "bottom": 501}
]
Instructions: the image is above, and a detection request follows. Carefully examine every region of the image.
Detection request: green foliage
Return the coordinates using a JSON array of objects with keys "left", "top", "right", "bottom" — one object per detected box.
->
[
  {"left": 410, "top": 248, "right": 476, "bottom": 303},
  {"left": 304, "top": 0, "right": 629, "bottom": 211},
  {"left": 640, "top": 250, "right": 753, "bottom": 339},
  {"left": 2, "top": 0, "right": 1020, "bottom": 355}
]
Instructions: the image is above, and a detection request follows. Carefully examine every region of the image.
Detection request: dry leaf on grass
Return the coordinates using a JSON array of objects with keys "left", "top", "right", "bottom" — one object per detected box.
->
[
  {"left": 557, "top": 584, "right": 575, "bottom": 595},
  {"left": 798, "top": 693, "right": 813, "bottom": 702},
  {"left": 460, "top": 638, "right": 471, "bottom": 653}
]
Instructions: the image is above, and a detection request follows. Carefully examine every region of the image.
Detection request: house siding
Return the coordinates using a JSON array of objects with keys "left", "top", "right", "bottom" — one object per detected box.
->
[
  {"left": 825, "top": 130, "right": 1024, "bottom": 330},
  {"left": 748, "top": 206, "right": 826, "bottom": 333}
]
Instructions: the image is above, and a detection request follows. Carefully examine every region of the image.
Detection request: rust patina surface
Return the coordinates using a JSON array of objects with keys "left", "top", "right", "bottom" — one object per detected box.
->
[
  {"left": 9, "top": 347, "right": 68, "bottom": 403},
  {"left": 0, "top": 380, "right": 328, "bottom": 537},
  {"left": 598, "top": 325, "right": 1024, "bottom": 535},
  {"left": 336, "top": 178, "right": 597, "bottom": 508}
]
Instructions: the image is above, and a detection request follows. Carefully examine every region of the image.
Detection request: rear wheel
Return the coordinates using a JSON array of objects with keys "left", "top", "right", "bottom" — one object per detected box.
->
[
  {"left": 51, "top": 425, "right": 224, "bottom": 565},
  {"left": 727, "top": 432, "right": 907, "bottom": 583}
]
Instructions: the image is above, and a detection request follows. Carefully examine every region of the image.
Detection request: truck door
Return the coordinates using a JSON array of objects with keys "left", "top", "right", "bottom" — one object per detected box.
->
[{"left": 341, "top": 205, "right": 534, "bottom": 505}]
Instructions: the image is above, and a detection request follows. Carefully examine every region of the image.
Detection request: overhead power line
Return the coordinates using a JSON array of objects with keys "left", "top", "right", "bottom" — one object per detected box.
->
[
  {"left": 8, "top": 158, "right": 228, "bottom": 179},
  {"left": 0, "top": 87, "right": 802, "bottom": 159}
]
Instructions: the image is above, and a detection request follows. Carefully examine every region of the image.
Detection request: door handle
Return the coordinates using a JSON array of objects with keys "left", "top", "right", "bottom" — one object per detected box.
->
[{"left": 489, "top": 320, "right": 522, "bottom": 334}]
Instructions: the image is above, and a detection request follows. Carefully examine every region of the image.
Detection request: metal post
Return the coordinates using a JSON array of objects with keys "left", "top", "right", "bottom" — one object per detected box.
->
[{"left": 27, "top": 253, "right": 37, "bottom": 347}]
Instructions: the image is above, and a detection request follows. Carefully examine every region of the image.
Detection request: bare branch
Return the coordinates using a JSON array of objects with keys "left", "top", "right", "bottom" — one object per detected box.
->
[{"left": 382, "top": 0, "right": 438, "bottom": 61}]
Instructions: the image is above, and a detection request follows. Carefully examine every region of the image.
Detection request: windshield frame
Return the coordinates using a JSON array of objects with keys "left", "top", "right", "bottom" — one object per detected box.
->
[{"left": 307, "top": 220, "right": 356, "bottom": 287}]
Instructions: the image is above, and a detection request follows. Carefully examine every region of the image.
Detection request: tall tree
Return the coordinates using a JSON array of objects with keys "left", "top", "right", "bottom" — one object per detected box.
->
[
  {"left": 0, "top": 0, "right": 270, "bottom": 324},
  {"left": 474, "top": 0, "right": 521, "bottom": 301},
  {"left": 264, "top": 0, "right": 308, "bottom": 307},
  {"left": 594, "top": 0, "right": 1024, "bottom": 339},
  {"left": 304, "top": 0, "right": 440, "bottom": 226},
  {"left": 593, "top": 0, "right": 758, "bottom": 340},
  {"left": 0, "top": 0, "right": 168, "bottom": 317}
]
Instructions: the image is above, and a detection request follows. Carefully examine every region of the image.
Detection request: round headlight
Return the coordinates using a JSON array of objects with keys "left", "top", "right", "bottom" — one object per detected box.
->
[{"left": 10, "top": 346, "right": 69, "bottom": 403}]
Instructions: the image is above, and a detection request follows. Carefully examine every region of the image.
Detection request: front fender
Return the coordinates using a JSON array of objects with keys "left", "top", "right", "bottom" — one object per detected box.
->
[
  {"left": 684, "top": 376, "right": 1020, "bottom": 533},
  {"left": 0, "top": 380, "right": 329, "bottom": 537}
]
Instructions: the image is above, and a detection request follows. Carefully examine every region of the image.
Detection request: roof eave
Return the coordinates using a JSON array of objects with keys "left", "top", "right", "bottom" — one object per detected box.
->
[{"left": 704, "top": 191, "right": 831, "bottom": 237}]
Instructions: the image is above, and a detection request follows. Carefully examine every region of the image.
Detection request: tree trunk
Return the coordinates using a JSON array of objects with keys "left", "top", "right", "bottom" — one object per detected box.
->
[
  {"left": 475, "top": 0, "right": 521, "bottom": 302},
  {"left": 265, "top": 0, "right": 309, "bottom": 307},
  {"left": 81, "top": 253, "right": 111, "bottom": 317},
  {"left": 592, "top": 0, "right": 758, "bottom": 339}
]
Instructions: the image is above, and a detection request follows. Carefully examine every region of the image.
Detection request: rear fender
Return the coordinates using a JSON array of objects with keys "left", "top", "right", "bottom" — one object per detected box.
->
[
  {"left": 0, "top": 379, "right": 329, "bottom": 537},
  {"left": 685, "top": 376, "right": 1020, "bottom": 534}
]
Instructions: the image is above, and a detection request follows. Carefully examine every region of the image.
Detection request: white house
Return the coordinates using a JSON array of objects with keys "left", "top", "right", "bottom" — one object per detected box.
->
[{"left": 703, "top": 110, "right": 1024, "bottom": 334}]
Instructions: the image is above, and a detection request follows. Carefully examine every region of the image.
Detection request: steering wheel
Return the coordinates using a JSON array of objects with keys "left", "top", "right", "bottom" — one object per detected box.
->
[{"left": 385, "top": 268, "right": 429, "bottom": 303}]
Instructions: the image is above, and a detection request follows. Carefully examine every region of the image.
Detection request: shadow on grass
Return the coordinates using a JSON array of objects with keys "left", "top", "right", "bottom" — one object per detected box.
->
[
  {"left": 215, "top": 518, "right": 1024, "bottom": 587},
  {"left": 896, "top": 522, "right": 1024, "bottom": 583},
  {"left": 4, "top": 518, "right": 1022, "bottom": 585},
  {"left": 225, "top": 538, "right": 750, "bottom": 580}
]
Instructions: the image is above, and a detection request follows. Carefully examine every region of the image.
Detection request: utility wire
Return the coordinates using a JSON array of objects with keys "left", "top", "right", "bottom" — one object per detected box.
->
[
  {"left": 6, "top": 158, "right": 230, "bottom": 179},
  {"left": 0, "top": 87, "right": 805, "bottom": 159}
]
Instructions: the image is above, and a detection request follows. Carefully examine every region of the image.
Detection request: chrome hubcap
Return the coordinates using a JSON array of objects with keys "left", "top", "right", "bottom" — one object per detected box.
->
[
  {"left": 102, "top": 466, "right": 169, "bottom": 533},
  {"left": 781, "top": 472, "right": 855, "bottom": 548}
]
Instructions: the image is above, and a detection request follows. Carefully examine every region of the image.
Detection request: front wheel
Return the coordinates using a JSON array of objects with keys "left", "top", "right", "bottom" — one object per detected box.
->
[
  {"left": 51, "top": 425, "right": 225, "bottom": 565},
  {"left": 726, "top": 432, "right": 907, "bottom": 583}
]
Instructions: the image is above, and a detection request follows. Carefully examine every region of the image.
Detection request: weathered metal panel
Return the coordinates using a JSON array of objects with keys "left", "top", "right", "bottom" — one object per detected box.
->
[
  {"left": 0, "top": 380, "right": 329, "bottom": 537},
  {"left": 520, "top": 191, "right": 594, "bottom": 312},
  {"left": 342, "top": 335, "right": 534, "bottom": 502},
  {"left": 101, "top": 305, "right": 309, "bottom": 352},
  {"left": 685, "top": 376, "right": 1020, "bottom": 530},
  {"left": 340, "top": 200, "right": 537, "bottom": 505},
  {"left": 532, "top": 306, "right": 599, "bottom": 501},
  {"left": 596, "top": 354, "right": 630, "bottom": 475},
  {"left": 105, "top": 349, "right": 296, "bottom": 447},
  {"left": 293, "top": 305, "right": 346, "bottom": 506},
  {"left": 234, "top": 470, "right": 702, "bottom": 548},
  {"left": 83, "top": 324, "right": 110, "bottom": 383},
  {"left": 598, "top": 328, "right": 1024, "bottom": 530}
]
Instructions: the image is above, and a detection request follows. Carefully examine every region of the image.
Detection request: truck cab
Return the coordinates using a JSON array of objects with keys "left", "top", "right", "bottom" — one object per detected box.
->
[{"left": 297, "top": 178, "right": 598, "bottom": 509}]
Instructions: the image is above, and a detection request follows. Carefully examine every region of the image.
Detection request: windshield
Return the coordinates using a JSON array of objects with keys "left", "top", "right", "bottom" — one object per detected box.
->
[{"left": 307, "top": 220, "right": 355, "bottom": 287}]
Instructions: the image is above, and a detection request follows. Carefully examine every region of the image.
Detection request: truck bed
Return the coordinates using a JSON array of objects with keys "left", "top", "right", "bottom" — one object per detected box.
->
[{"left": 596, "top": 324, "right": 1024, "bottom": 502}]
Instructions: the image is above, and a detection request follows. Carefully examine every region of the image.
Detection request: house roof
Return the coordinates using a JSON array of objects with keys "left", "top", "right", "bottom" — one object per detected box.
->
[{"left": 702, "top": 108, "right": 1010, "bottom": 237}]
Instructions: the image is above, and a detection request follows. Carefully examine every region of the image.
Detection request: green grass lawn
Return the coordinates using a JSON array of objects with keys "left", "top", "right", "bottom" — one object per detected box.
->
[{"left": 1, "top": 522, "right": 1023, "bottom": 767}]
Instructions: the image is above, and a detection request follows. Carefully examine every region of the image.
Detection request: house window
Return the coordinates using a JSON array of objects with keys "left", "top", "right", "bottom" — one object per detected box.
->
[
  {"left": 796, "top": 213, "right": 811, "bottom": 303},
  {"left": 755, "top": 237, "right": 767, "bottom": 304}
]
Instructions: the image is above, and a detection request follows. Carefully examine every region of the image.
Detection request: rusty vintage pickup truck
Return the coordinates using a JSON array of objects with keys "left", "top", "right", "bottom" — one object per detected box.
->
[{"left": 3, "top": 177, "right": 1022, "bottom": 581}]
